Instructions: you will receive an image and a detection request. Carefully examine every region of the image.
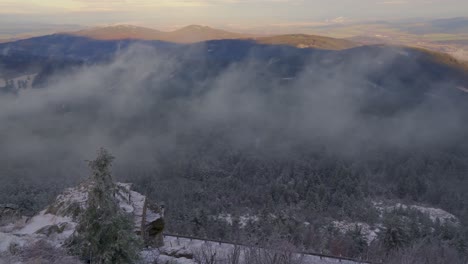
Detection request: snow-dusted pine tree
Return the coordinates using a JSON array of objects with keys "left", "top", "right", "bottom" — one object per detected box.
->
[{"left": 70, "top": 148, "right": 141, "bottom": 264}]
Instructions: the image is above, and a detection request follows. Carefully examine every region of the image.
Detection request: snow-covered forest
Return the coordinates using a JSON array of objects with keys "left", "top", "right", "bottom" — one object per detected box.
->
[{"left": 0, "top": 38, "right": 467, "bottom": 263}]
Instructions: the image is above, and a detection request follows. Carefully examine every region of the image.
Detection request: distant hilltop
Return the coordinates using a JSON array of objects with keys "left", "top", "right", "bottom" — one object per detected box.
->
[
  {"left": 70, "top": 24, "right": 360, "bottom": 50},
  {"left": 72, "top": 24, "right": 251, "bottom": 43}
]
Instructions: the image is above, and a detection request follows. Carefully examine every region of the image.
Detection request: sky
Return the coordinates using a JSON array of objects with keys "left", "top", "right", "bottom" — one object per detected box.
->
[{"left": 0, "top": 0, "right": 467, "bottom": 30}]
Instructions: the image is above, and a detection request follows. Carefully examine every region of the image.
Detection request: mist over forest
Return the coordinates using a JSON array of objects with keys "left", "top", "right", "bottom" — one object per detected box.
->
[{"left": 1, "top": 39, "right": 468, "bottom": 262}]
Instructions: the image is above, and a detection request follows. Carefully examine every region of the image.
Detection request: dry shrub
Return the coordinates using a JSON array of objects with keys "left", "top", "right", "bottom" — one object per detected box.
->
[{"left": 19, "top": 240, "right": 83, "bottom": 264}]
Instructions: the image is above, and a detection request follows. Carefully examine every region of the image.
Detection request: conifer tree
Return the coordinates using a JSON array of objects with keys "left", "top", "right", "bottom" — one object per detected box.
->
[
  {"left": 380, "top": 214, "right": 409, "bottom": 252},
  {"left": 71, "top": 148, "right": 141, "bottom": 264}
]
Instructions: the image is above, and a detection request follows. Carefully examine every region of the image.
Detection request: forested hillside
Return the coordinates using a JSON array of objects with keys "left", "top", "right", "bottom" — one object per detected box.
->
[{"left": 0, "top": 36, "right": 467, "bottom": 263}]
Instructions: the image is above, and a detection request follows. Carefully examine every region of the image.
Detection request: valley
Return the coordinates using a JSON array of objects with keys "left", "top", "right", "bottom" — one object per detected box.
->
[{"left": 0, "top": 8, "right": 467, "bottom": 263}]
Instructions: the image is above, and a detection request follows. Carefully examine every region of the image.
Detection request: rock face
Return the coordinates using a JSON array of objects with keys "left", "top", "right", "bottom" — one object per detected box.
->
[
  {"left": 116, "top": 183, "right": 165, "bottom": 247},
  {"left": 0, "top": 204, "right": 20, "bottom": 222},
  {"left": 0, "top": 182, "right": 165, "bottom": 254}
]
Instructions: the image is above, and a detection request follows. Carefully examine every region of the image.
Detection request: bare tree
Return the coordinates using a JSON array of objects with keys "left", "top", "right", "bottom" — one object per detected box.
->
[
  {"left": 384, "top": 240, "right": 465, "bottom": 264},
  {"left": 226, "top": 245, "right": 242, "bottom": 264},
  {"left": 194, "top": 243, "right": 218, "bottom": 264},
  {"left": 19, "top": 240, "right": 83, "bottom": 264},
  {"left": 243, "top": 247, "right": 303, "bottom": 264}
]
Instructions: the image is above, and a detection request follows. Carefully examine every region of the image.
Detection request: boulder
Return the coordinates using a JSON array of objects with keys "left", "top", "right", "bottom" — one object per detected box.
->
[{"left": 0, "top": 204, "right": 21, "bottom": 225}]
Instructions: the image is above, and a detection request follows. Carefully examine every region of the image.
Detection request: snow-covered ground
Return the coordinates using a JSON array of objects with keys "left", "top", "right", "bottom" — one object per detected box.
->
[
  {"left": 0, "top": 181, "right": 369, "bottom": 264},
  {"left": 0, "top": 214, "right": 364, "bottom": 264},
  {"left": 332, "top": 221, "right": 380, "bottom": 244},
  {"left": 328, "top": 201, "right": 458, "bottom": 247},
  {"left": 0, "top": 74, "right": 37, "bottom": 89},
  {"left": 0, "top": 231, "right": 363, "bottom": 264},
  {"left": 373, "top": 201, "right": 458, "bottom": 224},
  {"left": 0, "top": 182, "right": 165, "bottom": 262},
  {"left": 214, "top": 213, "right": 259, "bottom": 228},
  {"left": 139, "top": 236, "right": 364, "bottom": 264}
]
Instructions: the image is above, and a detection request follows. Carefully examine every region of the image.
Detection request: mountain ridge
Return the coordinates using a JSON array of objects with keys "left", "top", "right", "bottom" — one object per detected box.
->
[
  {"left": 73, "top": 24, "right": 250, "bottom": 43},
  {"left": 71, "top": 24, "right": 361, "bottom": 50}
]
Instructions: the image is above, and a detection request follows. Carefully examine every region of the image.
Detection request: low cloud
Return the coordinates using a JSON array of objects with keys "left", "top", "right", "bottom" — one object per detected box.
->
[{"left": 0, "top": 43, "right": 465, "bottom": 210}]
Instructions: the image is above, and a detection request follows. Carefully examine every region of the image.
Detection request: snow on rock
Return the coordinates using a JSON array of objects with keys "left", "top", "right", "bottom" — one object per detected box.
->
[
  {"left": 374, "top": 201, "right": 458, "bottom": 224},
  {"left": 0, "top": 210, "right": 77, "bottom": 254},
  {"left": 406, "top": 204, "right": 458, "bottom": 223},
  {"left": 46, "top": 183, "right": 89, "bottom": 219},
  {"left": 332, "top": 221, "right": 379, "bottom": 244},
  {"left": 0, "top": 181, "right": 165, "bottom": 255},
  {"left": 0, "top": 233, "right": 21, "bottom": 253},
  {"left": 17, "top": 211, "right": 73, "bottom": 235},
  {"left": 45, "top": 182, "right": 164, "bottom": 239},
  {"left": 116, "top": 183, "right": 162, "bottom": 230}
]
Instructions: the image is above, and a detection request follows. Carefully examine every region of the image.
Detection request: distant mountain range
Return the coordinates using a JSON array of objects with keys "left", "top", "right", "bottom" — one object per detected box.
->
[
  {"left": 399, "top": 17, "right": 468, "bottom": 35},
  {"left": 73, "top": 24, "right": 251, "bottom": 43},
  {"left": 0, "top": 24, "right": 466, "bottom": 87},
  {"left": 71, "top": 24, "right": 360, "bottom": 50},
  {"left": 2, "top": 19, "right": 467, "bottom": 58},
  {"left": 1, "top": 34, "right": 466, "bottom": 94}
]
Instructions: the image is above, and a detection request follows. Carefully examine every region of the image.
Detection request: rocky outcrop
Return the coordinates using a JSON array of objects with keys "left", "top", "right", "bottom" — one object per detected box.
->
[
  {"left": 44, "top": 182, "right": 165, "bottom": 247},
  {"left": 0, "top": 204, "right": 20, "bottom": 222},
  {"left": 116, "top": 183, "right": 165, "bottom": 247},
  {"left": 0, "top": 182, "right": 165, "bottom": 255}
]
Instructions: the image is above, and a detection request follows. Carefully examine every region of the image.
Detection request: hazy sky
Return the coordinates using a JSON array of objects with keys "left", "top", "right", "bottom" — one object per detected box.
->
[{"left": 0, "top": 0, "right": 467, "bottom": 29}]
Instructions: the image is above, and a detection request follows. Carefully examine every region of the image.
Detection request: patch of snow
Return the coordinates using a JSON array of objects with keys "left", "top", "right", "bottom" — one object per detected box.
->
[
  {"left": 216, "top": 213, "right": 234, "bottom": 225},
  {"left": 0, "top": 74, "right": 37, "bottom": 89},
  {"left": 457, "top": 86, "right": 468, "bottom": 93},
  {"left": 116, "top": 183, "right": 161, "bottom": 230},
  {"left": 0, "top": 232, "right": 38, "bottom": 253},
  {"left": 141, "top": 247, "right": 197, "bottom": 264},
  {"left": 373, "top": 201, "right": 458, "bottom": 224},
  {"left": 0, "top": 224, "right": 16, "bottom": 233},
  {"left": 214, "top": 213, "right": 259, "bottom": 228},
  {"left": 52, "top": 184, "right": 89, "bottom": 215},
  {"left": 158, "top": 255, "right": 197, "bottom": 264},
  {"left": 405, "top": 204, "right": 457, "bottom": 223},
  {"left": 0, "top": 181, "right": 163, "bottom": 255},
  {"left": 50, "top": 182, "right": 162, "bottom": 232},
  {"left": 239, "top": 214, "right": 259, "bottom": 228},
  {"left": 0, "top": 233, "right": 18, "bottom": 252},
  {"left": 17, "top": 211, "right": 72, "bottom": 235},
  {"left": 162, "top": 236, "right": 361, "bottom": 264},
  {"left": 332, "top": 221, "right": 379, "bottom": 244}
]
